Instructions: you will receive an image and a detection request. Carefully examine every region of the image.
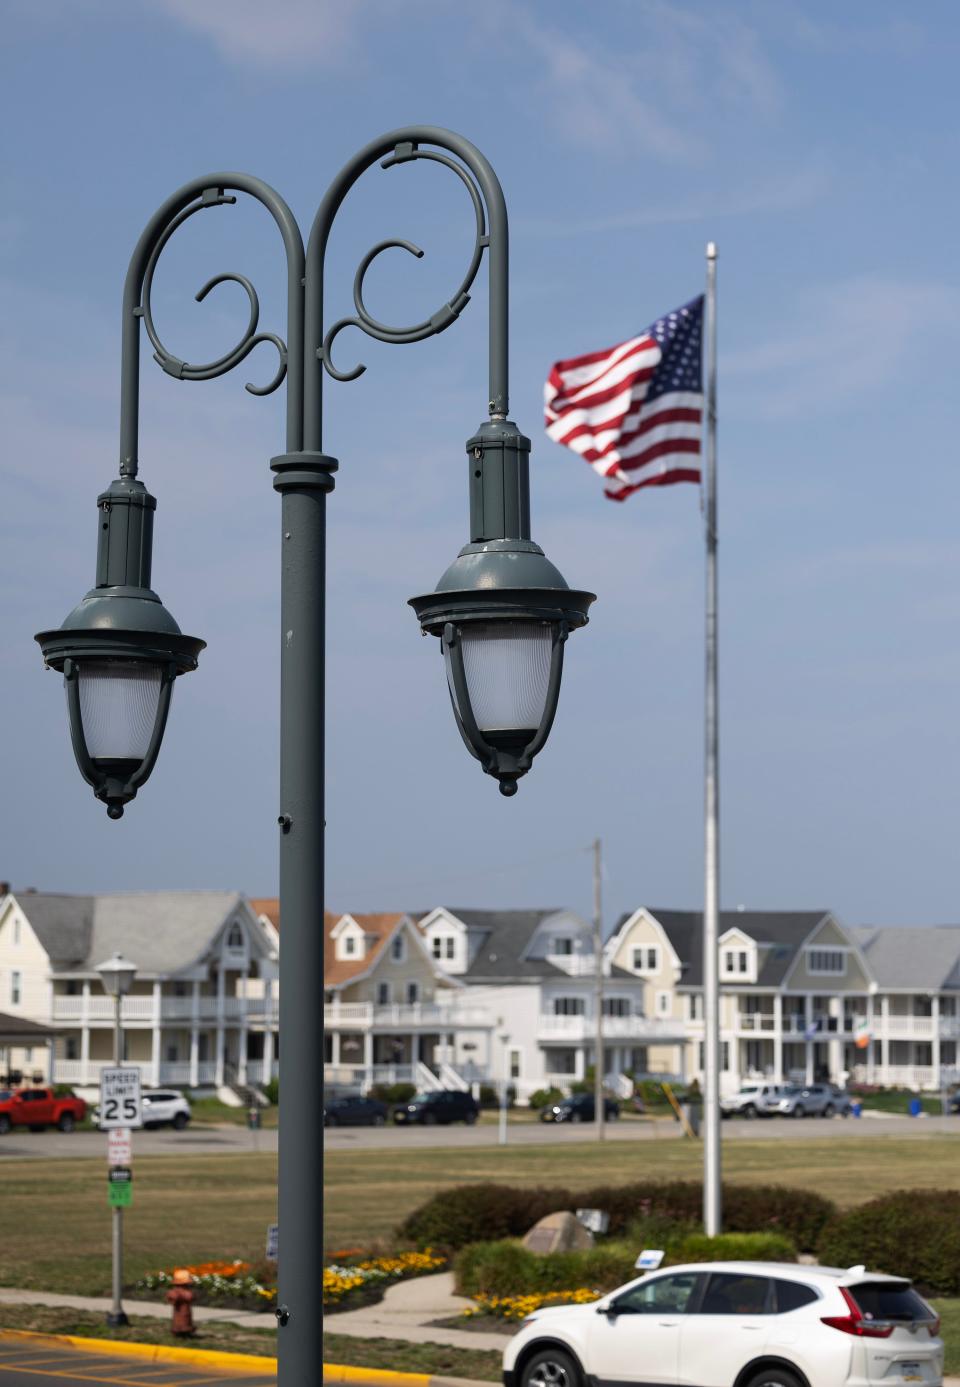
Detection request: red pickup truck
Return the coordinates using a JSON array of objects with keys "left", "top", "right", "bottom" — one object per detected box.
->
[{"left": 0, "top": 1087, "right": 87, "bottom": 1134}]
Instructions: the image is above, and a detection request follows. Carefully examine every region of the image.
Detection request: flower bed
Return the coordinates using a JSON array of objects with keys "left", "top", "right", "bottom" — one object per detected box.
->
[
  {"left": 464, "top": 1289, "right": 600, "bottom": 1321},
  {"left": 134, "top": 1260, "right": 276, "bottom": 1311},
  {"left": 325, "top": 1249, "right": 447, "bottom": 1311}
]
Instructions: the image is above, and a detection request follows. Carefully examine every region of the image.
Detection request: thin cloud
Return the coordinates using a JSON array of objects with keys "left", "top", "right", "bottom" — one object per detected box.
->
[{"left": 152, "top": 0, "right": 363, "bottom": 70}]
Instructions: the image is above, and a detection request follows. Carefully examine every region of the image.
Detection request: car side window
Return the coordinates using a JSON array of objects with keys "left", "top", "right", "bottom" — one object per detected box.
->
[
  {"left": 773, "top": 1280, "right": 818, "bottom": 1313},
  {"left": 701, "top": 1274, "right": 772, "bottom": 1315},
  {"left": 613, "top": 1273, "right": 701, "bottom": 1315}
]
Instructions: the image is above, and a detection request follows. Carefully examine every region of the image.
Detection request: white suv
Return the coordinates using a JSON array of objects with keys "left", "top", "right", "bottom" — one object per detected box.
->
[
  {"left": 719, "top": 1084, "right": 789, "bottom": 1119},
  {"left": 95, "top": 1089, "right": 191, "bottom": 1131},
  {"left": 503, "top": 1261, "right": 942, "bottom": 1387}
]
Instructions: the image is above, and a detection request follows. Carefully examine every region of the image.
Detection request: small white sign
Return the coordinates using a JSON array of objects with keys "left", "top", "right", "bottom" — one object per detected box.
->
[
  {"left": 100, "top": 1068, "right": 142, "bottom": 1130},
  {"left": 635, "top": 1249, "right": 666, "bottom": 1270},
  {"left": 107, "top": 1127, "right": 132, "bottom": 1166}
]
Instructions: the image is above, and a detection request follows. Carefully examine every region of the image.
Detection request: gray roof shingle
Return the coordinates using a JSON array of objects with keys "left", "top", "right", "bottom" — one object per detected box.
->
[
  {"left": 854, "top": 925, "right": 960, "bottom": 990},
  {"left": 17, "top": 891, "right": 248, "bottom": 975},
  {"left": 615, "top": 909, "right": 833, "bottom": 988}
]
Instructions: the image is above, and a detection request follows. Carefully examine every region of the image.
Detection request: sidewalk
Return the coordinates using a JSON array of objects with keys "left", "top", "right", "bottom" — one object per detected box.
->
[
  {"left": 0, "top": 1286, "right": 266, "bottom": 1328},
  {"left": 327, "top": 1273, "right": 510, "bottom": 1351}
]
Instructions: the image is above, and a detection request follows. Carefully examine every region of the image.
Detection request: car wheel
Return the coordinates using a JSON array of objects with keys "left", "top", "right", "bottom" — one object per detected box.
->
[
  {"left": 742, "top": 1104, "right": 757, "bottom": 1119},
  {"left": 172, "top": 1112, "right": 189, "bottom": 1131},
  {"left": 521, "top": 1346, "right": 581, "bottom": 1387},
  {"left": 744, "top": 1365, "right": 803, "bottom": 1387},
  {"left": 57, "top": 1113, "right": 75, "bottom": 1133},
  {"left": 570, "top": 1112, "right": 582, "bottom": 1123},
  {"left": 607, "top": 1108, "right": 619, "bottom": 1121},
  {"left": 822, "top": 1104, "right": 835, "bottom": 1118},
  {"left": 0, "top": 1116, "right": 11, "bottom": 1135},
  {"left": 792, "top": 1105, "right": 805, "bottom": 1119},
  {"left": 464, "top": 1111, "right": 477, "bottom": 1126},
  {"left": 373, "top": 1114, "right": 385, "bottom": 1127}
]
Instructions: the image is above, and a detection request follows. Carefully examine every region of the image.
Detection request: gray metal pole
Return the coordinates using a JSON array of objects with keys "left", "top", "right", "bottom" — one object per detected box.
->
[
  {"left": 109, "top": 993, "right": 127, "bottom": 1326},
  {"left": 593, "top": 838, "right": 605, "bottom": 1140},
  {"left": 702, "top": 241, "right": 721, "bottom": 1236}
]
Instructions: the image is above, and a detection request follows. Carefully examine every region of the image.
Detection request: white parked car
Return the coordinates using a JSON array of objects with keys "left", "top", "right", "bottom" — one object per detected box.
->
[
  {"left": 93, "top": 1089, "right": 191, "bottom": 1131},
  {"left": 503, "top": 1262, "right": 942, "bottom": 1387},
  {"left": 719, "top": 1084, "right": 789, "bottom": 1119}
]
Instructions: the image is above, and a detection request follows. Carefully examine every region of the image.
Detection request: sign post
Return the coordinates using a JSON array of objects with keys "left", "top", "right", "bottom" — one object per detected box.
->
[{"left": 100, "top": 1065, "right": 141, "bottom": 1326}]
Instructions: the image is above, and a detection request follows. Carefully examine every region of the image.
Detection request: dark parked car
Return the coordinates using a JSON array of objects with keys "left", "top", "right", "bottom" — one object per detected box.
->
[
  {"left": 323, "top": 1095, "right": 388, "bottom": 1127},
  {"left": 392, "top": 1090, "right": 479, "bottom": 1126},
  {"left": 539, "top": 1093, "right": 620, "bottom": 1124}
]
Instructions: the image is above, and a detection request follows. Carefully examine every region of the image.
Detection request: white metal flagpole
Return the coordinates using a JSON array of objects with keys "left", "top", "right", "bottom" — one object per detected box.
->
[
  {"left": 702, "top": 241, "right": 722, "bottom": 1236},
  {"left": 593, "top": 837, "right": 605, "bottom": 1141}
]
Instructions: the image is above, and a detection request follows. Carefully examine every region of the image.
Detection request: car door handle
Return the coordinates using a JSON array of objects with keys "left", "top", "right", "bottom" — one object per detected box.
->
[
  {"left": 741, "top": 1326, "right": 762, "bottom": 1331},
  {"left": 657, "top": 1322, "right": 679, "bottom": 1327}
]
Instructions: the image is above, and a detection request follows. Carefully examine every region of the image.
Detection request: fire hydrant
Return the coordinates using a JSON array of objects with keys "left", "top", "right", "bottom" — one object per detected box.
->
[{"left": 166, "top": 1268, "right": 195, "bottom": 1337}]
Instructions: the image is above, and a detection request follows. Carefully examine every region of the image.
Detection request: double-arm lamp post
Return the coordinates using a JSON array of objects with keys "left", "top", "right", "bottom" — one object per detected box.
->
[{"left": 36, "top": 127, "right": 593, "bottom": 1381}]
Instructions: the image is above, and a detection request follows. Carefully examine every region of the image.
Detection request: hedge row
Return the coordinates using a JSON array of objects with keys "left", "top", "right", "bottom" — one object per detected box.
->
[
  {"left": 400, "top": 1181, "right": 835, "bottom": 1254},
  {"left": 818, "top": 1190, "right": 960, "bottom": 1295},
  {"left": 456, "top": 1231, "right": 798, "bottom": 1298}
]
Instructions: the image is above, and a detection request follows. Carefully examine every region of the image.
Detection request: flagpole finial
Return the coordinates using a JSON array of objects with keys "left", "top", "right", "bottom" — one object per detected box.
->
[{"left": 706, "top": 241, "right": 717, "bottom": 260}]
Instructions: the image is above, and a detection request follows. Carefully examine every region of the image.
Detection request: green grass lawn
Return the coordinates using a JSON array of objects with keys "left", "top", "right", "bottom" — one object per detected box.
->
[{"left": 2, "top": 1135, "right": 959, "bottom": 1295}]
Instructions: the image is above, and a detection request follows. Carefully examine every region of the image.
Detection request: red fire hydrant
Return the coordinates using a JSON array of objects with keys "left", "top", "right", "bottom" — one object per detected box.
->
[{"left": 166, "top": 1269, "right": 195, "bottom": 1337}]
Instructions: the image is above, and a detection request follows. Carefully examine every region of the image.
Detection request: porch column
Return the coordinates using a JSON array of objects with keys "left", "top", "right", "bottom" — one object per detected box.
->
[
  {"left": 331, "top": 1031, "right": 341, "bottom": 1065},
  {"left": 80, "top": 980, "right": 91, "bottom": 1083},
  {"left": 47, "top": 1036, "right": 56, "bottom": 1085},
  {"left": 881, "top": 995, "right": 890, "bottom": 1082},
  {"left": 411, "top": 1033, "right": 420, "bottom": 1066},
  {"left": 865, "top": 993, "right": 875, "bottom": 1083},
  {"left": 151, "top": 981, "right": 162, "bottom": 1087},
  {"left": 804, "top": 995, "right": 814, "bottom": 1084},
  {"left": 190, "top": 980, "right": 200, "bottom": 1087},
  {"left": 238, "top": 964, "right": 249, "bottom": 1085},
  {"left": 574, "top": 1047, "right": 586, "bottom": 1081},
  {"left": 264, "top": 1025, "right": 275, "bottom": 1082},
  {"left": 932, "top": 995, "right": 941, "bottom": 1087},
  {"left": 363, "top": 1031, "right": 374, "bottom": 1092},
  {"left": 827, "top": 997, "right": 842, "bottom": 1082},
  {"left": 773, "top": 995, "right": 783, "bottom": 1082},
  {"left": 215, "top": 966, "right": 225, "bottom": 1087}
]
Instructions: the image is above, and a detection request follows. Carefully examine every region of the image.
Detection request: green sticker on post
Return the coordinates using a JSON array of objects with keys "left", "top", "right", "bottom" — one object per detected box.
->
[{"left": 108, "top": 1166, "right": 132, "bottom": 1207}]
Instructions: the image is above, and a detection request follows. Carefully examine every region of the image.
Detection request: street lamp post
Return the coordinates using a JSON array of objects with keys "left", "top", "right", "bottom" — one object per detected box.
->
[
  {"left": 498, "top": 1030, "right": 511, "bottom": 1147},
  {"left": 36, "top": 128, "right": 594, "bottom": 1384},
  {"left": 95, "top": 951, "right": 137, "bottom": 1328}
]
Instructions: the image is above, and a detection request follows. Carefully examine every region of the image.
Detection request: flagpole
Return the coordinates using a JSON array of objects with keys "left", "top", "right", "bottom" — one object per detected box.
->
[
  {"left": 593, "top": 837, "right": 605, "bottom": 1141},
  {"left": 703, "top": 240, "right": 721, "bottom": 1237}
]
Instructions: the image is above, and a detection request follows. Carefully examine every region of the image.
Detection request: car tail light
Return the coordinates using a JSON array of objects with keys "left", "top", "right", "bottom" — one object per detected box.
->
[
  {"left": 927, "top": 1317, "right": 940, "bottom": 1338},
  {"left": 822, "top": 1288, "right": 894, "bottom": 1338}
]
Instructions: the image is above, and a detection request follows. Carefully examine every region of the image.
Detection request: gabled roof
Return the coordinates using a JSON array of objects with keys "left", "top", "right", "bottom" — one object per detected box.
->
[
  {"left": 854, "top": 925, "right": 960, "bottom": 991},
  {"left": 616, "top": 909, "right": 834, "bottom": 987},
  {"left": 323, "top": 912, "right": 408, "bottom": 987},
  {"left": 12, "top": 891, "right": 260, "bottom": 975},
  {"left": 427, "top": 907, "right": 633, "bottom": 982},
  {"left": 250, "top": 898, "right": 279, "bottom": 932}
]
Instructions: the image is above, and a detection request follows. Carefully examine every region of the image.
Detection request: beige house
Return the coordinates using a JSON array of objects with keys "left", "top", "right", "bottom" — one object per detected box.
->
[{"left": 605, "top": 907, "right": 960, "bottom": 1092}]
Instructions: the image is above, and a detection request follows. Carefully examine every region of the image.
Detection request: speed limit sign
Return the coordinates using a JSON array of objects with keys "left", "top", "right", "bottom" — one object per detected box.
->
[{"left": 99, "top": 1068, "right": 143, "bottom": 1130}]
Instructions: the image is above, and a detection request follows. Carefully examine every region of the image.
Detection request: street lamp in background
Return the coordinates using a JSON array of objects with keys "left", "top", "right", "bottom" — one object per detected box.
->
[
  {"left": 36, "top": 128, "right": 594, "bottom": 1384},
  {"left": 95, "top": 951, "right": 137, "bottom": 1328},
  {"left": 498, "top": 1030, "right": 511, "bottom": 1146}
]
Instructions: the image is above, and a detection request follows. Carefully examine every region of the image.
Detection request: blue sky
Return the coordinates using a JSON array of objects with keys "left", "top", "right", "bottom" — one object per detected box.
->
[{"left": 3, "top": 1, "right": 960, "bottom": 929}]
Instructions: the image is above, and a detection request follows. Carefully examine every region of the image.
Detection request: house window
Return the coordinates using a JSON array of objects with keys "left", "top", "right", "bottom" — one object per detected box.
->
[
  {"left": 721, "top": 949, "right": 750, "bottom": 977},
  {"left": 65, "top": 1036, "right": 78, "bottom": 1061},
  {"left": 344, "top": 936, "right": 356, "bottom": 955},
  {"left": 166, "top": 1043, "right": 179, "bottom": 1063},
  {"left": 376, "top": 983, "right": 390, "bottom": 1005},
  {"left": 12, "top": 918, "right": 20, "bottom": 947},
  {"left": 698, "top": 1040, "right": 731, "bottom": 1071},
  {"left": 550, "top": 1048, "right": 577, "bottom": 1074},
  {"left": 406, "top": 982, "right": 419, "bottom": 1004},
  {"left": 391, "top": 933, "right": 406, "bottom": 962},
  {"left": 807, "top": 949, "right": 844, "bottom": 975},
  {"left": 509, "top": 1048, "right": 522, "bottom": 1080},
  {"left": 687, "top": 994, "right": 704, "bottom": 1021},
  {"left": 602, "top": 997, "right": 631, "bottom": 1017},
  {"left": 553, "top": 997, "right": 585, "bottom": 1016},
  {"left": 10, "top": 972, "right": 20, "bottom": 1006},
  {"left": 65, "top": 980, "right": 80, "bottom": 996},
  {"left": 173, "top": 980, "right": 187, "bottom": 997},
  {"left": 226, "top": 923, "right": 243, "bottom": 950},
  {"left": 655, "top": 991, "right": 671, "bottom": 1017},
  {"left": 551, "top": 937, "right": 574, "bottom": 956},
  {"left": 632, "top": 946, "right": 660, "bottom": 975}
]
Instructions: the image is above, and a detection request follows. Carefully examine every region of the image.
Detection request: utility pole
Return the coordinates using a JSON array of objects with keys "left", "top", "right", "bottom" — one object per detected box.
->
[{"left": 594, "top": 837, "right": 605, "bottom": 1140}]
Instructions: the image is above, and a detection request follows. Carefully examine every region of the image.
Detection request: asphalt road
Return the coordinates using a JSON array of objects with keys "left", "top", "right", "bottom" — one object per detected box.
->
[
  {"left": 0, "top": 1114, "right": 957, "bottom": 1159},
  {"left": 0, "top": 1340, "right": 273, "bottom": 1385}
]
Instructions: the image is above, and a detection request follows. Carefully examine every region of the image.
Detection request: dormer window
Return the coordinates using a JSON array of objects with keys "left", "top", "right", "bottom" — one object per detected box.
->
[
  {"left": 432, "top": 936, "right": 455, "bottom": 961},
  {"left": 391, "top": 933, "right": 406, "bottom": 963},
  {"left": 807, "top": 948, "right": 845, "bottom": 975},
  {"left": 344, "top": 936, "right": 356, "bottom": 955},
  {"left": 551, "top": 937, "right": 574, "bottom": 956},
  {"left": 721, "top": 948, "right": 750, "bottom": 978},
  {"left": 632, "top": 945, "right": 660, "bottom": 975},
  {"left": 226, "top": 923, "right": 244, "bottom": 950}
]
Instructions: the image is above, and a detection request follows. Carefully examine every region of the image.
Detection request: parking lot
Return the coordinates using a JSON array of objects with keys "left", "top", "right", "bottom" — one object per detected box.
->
[{"left": 0, "top": 1340, "right": 273, "bottom": 1386}]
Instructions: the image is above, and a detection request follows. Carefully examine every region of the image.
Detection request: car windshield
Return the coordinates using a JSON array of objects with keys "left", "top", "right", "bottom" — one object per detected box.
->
[
  {"left": 0, "top": 1091, "right": 11, "bottom": 1101},
  {"left": 739, "top": 1086, "right": 759, "bottom": 1095},
  {"left": 408, "top": 1093, "right": 432, "bottom": 1105},
  {"left": 782, "top": 1086, "right": 803, "bottom": 1095},
  {"left": 850, "top": 1282, "right": 932, "bottom": 1322}
]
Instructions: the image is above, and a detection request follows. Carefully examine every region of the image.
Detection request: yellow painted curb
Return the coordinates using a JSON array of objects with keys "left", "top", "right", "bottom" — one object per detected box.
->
[
  {"left": 0, "top": 1328, "right": 276, "bottom": 1374},
  {"left": 322, "top": 1367, "right": 429, "bottom": 1386}
]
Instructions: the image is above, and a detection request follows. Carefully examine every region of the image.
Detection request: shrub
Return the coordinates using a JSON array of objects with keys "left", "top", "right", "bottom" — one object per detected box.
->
[
  {"left": 671, "top": 1231, "right": 796, "bottom": 1264},
  {"left": 456, "top": 1239, "right": 639, "bottom": 1298},
  {"left": 367, "top": 1083, "right": 416, "bottom": 1106},
  {"left": 528, "top": 1087, "right": 565, "bottom": 1110},
  {"left": 478, "top": 1084, "right": 516, "bottom": 1109},
  {"left": 262, "top": 1078, "right": 279, "bottom": 1106},
  {"left": 401, "top": 1181, "right": 835, "bottom": 1254},
  {"left": 817, "top": 1190, "right": 960, "bottom": 1296}
]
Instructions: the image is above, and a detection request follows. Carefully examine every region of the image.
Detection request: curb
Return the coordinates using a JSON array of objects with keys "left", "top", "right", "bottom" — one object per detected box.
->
[
  {"left": 0, "top": 1329, "right": 276, "bottom": 1374},
  {"left": 323, "top": 1372, "right": 493, "bottom": 1387}
]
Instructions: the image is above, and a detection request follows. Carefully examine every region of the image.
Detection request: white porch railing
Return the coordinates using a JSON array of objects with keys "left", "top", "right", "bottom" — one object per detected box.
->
[
  {"left": 536, "top": 1014, "right": 683, "bottom": 1042},
  {"left": 52, "top": 995, "right": 280, "bottom": 1025},
  {"left": 324, "top": 1002, "right": 493, "bottom": 1030},
  {"left": 737, "top": 1014, "right": 776, "bottom": 1032}
]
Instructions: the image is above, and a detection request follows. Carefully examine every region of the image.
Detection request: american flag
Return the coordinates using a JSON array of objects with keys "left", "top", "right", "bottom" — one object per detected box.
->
[{"left": 544, "top": 296, "right": 704, "bottom": 501}]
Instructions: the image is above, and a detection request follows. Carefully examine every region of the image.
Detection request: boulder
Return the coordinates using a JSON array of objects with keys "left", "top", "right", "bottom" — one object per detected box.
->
[{"left": 522, "top": 1210, "right": 594, "bottom": 1255}]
